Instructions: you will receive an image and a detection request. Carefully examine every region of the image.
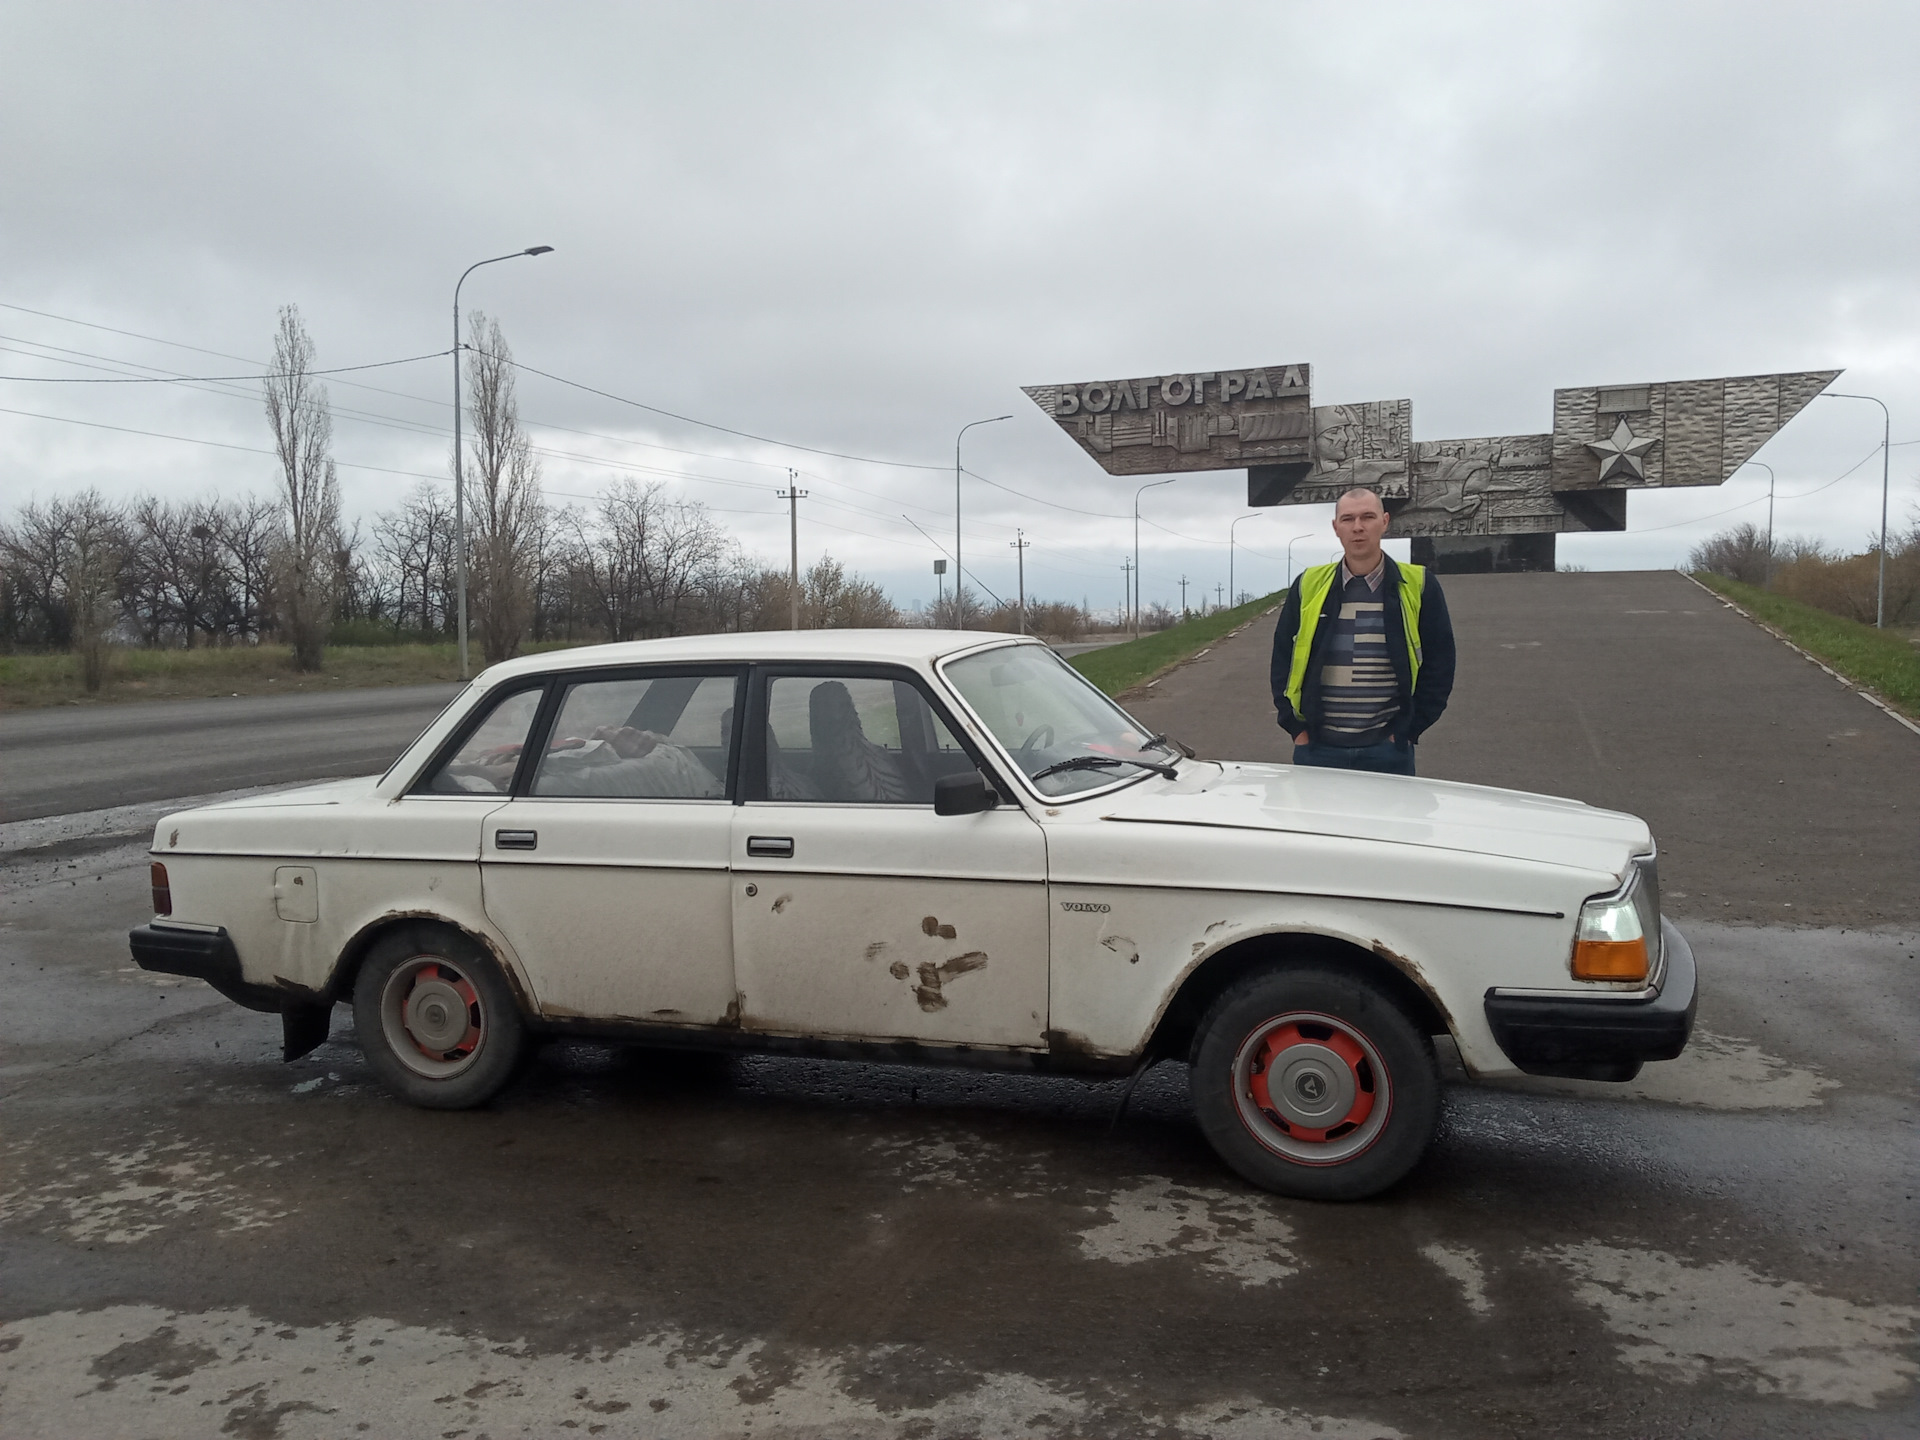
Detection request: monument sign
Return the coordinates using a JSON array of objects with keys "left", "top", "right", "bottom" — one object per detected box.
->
[{"left": 1024, "top": 364, "right": 1840, "bottom": 571}]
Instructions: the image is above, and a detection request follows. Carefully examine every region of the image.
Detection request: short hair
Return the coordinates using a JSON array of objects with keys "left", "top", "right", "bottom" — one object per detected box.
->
[{"left": 1335, "top": 486, "right": 1384, "bottom": 510}]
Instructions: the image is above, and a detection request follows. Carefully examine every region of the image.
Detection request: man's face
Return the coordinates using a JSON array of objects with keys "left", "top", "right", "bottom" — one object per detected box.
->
[{"left": 1333, "top": 491, "right": 1389, "bottom": 567}]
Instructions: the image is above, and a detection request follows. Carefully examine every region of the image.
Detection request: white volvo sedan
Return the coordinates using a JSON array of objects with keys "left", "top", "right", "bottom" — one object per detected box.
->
[{"left": 132, "top": 631, "right": 1694, "bottom": 1200}]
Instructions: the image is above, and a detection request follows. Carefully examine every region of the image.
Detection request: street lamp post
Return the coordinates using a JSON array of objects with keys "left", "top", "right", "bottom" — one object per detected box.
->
[
  {"left": 1735, "top": 461, "right": 1776, "bottom": 587},
  {"left": 1229, "top": 512, "right": 1260, "bottom": 607},
  {"left": 453, "top": 245, "right": 553, "bottom": 679},
  {"left": 1821, "top": 392, "right": 1893, "bottom": 627},
  {"left": 954, "top": 414, "right": 1012, "bottom": 630},
  {"left": 1133, "top": 476, "right": 1178, "bottom": 637},
  {"left": 1285, "top": 533, "right": 1308, "bottom": 589}
]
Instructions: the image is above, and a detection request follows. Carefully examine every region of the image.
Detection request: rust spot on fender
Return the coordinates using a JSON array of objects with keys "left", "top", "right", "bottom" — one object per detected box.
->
[
  {"left": 167, "top": 829, "right": 179, "bottom": 848},
  {"left": 1205, "top": 920, "right": 1230, "bottom": 934},
  {"left": 771, "top": 893, "right": 793, "bottom": 914},
  {"left": 920, "top": 916, "right": 957, "bottom": 940},
  {"left": 1043, "top": 1028, "right": 1108, "bottom": 1064},
  {"left": 720, "top": 995, "right": 742, "bottom": 1028},
  {"left": 888, "top": 960, "right": 910, "bottom": 980},
  {"left": 1101, "top": 934, "right": 1140, "bottom": 965},
  {"left": 910, "top": 951, "right": 987, "bottom": 1011},
  {"left": 1371, "top": 939, "right": 1458, "bottom": 1031},
  {"left": 651, "top": 1008, "right": 684, "bottom": 1017},
  {"left": 864, "top": 941, "right": 889, "bottom": 962}
]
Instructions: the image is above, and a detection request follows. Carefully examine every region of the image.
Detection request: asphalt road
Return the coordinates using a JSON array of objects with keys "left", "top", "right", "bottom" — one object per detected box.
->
[
  {"left": 0, "top": 683, "right": 463, "bottom": 823},
  {"left": 1, "top": 571, "right": 1916, "bottom": 1438}
]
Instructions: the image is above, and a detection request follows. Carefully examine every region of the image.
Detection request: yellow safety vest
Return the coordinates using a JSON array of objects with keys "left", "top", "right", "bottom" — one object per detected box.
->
[{"left": 1284, "top": 560, "right": 1425, "bottom": 716}]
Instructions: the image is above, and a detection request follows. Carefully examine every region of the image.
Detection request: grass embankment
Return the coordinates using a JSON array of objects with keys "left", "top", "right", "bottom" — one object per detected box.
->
[
  {"left": 1070, "top": 591, "right": 1282, "bottom": 697},
  {"left": 1694, "top": 572, "right": 1920, "bottom": 721},
  {"left": 0, "top": 640, "right": 583, "bottom": 710}
]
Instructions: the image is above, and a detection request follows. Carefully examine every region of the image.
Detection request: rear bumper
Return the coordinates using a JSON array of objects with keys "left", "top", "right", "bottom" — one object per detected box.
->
[
  {"left": 129, "top": 923, "right": 287, "bottom": 1013},
  {"left": 1483, "top": 917, "right": 1698, "bottom": 1081}
]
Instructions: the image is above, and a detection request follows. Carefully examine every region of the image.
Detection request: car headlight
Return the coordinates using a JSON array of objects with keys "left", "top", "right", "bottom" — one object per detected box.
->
[{"left": 1571, "top": 855, "right": 1659, "bottom": 984}]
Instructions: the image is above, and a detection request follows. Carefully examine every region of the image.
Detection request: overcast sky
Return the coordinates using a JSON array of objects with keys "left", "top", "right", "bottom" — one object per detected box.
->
[{"left": 3, "top": 1, "right": 1915, "bottom": 614}]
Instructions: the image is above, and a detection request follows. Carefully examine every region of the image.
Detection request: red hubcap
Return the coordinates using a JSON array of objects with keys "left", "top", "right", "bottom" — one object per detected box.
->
[{"left": 1245, "top": 1019, "right": 1379, "bottom": 1146}]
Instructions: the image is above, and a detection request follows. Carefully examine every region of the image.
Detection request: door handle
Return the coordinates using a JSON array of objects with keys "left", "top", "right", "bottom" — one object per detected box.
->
[
  {"left": 746, "top": 835, "right": 794, "bottom": 859},
  {"left": 494, "top": 829, "right": 538, "bottom": 851}
]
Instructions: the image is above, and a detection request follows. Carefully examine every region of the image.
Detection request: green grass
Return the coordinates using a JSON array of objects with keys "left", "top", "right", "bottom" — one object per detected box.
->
[
  {"left": 0, "top": 639, "right": 585, "bottom": 710},
  {"left": 1694, "top": 572, "right": 1920, "bottom": 720},
  {"left": 1070, "top": 592, "right": 1282, "bottom": 697}
]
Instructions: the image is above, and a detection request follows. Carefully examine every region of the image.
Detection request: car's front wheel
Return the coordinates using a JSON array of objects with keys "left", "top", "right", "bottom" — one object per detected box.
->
[
  {"left": 352, "top": 925, "right": 527, "bottom": 1110},
  {"left": 1190, "top": 965, "right": 1439, "bottom": 1201}
]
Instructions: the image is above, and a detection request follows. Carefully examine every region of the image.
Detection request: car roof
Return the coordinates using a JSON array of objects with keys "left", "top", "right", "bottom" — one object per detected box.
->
[{"left": 471, "top": 629, "right": 1041, "bottom": 684}]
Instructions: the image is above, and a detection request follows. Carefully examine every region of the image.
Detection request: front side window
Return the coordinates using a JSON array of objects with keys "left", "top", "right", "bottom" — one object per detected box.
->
[
  {"left": 420, "top": 685, "right": 544, "bottom": 795},
  {"left": 531, "top": 672, "right": 736, "bottom": 799},
  {"left": 943, "top": 644, "right": 1173, "bottom": 798},
  {"left": 762, "top": 674, "right": 970, "bottom": 804}
]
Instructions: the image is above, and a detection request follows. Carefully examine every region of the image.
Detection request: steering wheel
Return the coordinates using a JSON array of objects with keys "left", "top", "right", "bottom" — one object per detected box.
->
[{"left": 1017, "top": 724, "right": 1055, "bottom": 753}]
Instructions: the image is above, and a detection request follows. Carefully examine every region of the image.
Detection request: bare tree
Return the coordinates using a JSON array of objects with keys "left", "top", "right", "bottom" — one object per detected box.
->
[
  {"left": 264, "top": 306, "right": 341, "bottom": 669},
  {"left": 461, "top": 313, "right": 545, "bottom": 664},
  {"left": 799, "top": 555, "right": 899, "bottom": 628},
  {"left": 1688, "top": 522, "right": 1773, "bottom": 587},
  {"left": 65, "top": 492, "right": 124, "bottom": 690}
]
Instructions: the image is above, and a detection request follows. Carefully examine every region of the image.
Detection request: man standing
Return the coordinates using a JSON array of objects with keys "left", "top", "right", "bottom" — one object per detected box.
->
[{"left": 1270, "top": 486, "right": 1455, "bottom": 776}]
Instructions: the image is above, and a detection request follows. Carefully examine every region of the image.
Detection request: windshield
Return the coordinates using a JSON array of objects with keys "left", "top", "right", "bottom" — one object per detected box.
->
[{"left": 943, "top": 644, "right": 1174, "bottom": 797}]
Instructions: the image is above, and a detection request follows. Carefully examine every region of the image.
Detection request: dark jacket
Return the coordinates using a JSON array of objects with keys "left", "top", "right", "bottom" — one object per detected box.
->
[{"left": 1269, "top": 556, "right": 1456, "bottom": 743}]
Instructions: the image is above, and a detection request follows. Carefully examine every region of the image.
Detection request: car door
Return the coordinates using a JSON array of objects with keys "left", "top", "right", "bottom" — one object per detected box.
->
[
  {"left": 730, "top": 666, "right": 1049, "bottom": 1049},
  {"left": 480, "top": 666, "right": 743, "bottom": 1027}
]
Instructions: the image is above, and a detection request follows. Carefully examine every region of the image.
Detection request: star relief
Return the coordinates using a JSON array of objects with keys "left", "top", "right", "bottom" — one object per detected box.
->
[{"left": 1586, "top": 417, "right": 1658, "bottom": 482}]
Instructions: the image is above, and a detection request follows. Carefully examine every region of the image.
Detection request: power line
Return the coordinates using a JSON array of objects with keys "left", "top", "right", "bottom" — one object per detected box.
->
[
  {"left": 502, "top": 356, "right": 952, "bottom": 472},
  {"left": 0, "top": 349, "right": 451, "bottom": 383}
]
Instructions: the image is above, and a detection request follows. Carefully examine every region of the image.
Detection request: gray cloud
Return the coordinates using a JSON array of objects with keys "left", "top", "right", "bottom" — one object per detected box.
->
[{"left": 2, "top": 0, "right": 1914, "bottom": 611}]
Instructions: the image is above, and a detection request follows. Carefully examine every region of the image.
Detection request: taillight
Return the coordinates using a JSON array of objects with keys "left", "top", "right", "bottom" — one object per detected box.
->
[{"left": 150, "top": 862, "right": 172, "bottom": 916}]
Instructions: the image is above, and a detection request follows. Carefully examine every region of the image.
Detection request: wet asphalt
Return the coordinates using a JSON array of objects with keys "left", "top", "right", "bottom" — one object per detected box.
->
[{"left": 1, "top": 570, "right": 1916, "bottom": 1438}]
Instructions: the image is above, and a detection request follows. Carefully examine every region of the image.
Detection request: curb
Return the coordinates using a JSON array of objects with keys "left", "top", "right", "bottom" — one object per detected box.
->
[{"left": 1679, "top": 570, "right": 1920, "bottom": 740}]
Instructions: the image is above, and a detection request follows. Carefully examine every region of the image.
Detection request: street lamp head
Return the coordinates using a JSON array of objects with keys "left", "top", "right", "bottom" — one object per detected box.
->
[{"left": 524, "top": 245, "right": 554, "bottom": 256}]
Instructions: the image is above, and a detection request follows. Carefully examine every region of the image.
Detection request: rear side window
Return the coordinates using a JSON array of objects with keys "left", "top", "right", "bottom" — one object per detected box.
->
[
  {"left": 531, "top": 673, "right": 737, "bottom": 799},
  {"left": 420, "top": 686, "right": 544, "bottom": 795}
]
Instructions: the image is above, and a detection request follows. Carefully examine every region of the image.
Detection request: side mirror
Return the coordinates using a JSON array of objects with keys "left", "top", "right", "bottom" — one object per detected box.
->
[{"left": 933, "top": 769, "right": 998, "bottom": 816}]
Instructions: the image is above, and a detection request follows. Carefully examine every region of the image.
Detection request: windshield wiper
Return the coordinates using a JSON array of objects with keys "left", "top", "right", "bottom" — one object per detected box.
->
[
  {"left": 1142, "top": 732, "right": 1195, "bottom": 759},
  {"left": 1029, "top": 754, "right": 1180, "bottom": 782}
]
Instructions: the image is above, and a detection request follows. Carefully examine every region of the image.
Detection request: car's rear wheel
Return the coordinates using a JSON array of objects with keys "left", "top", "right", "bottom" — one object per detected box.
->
[
  {"left": 1190, "top": 965, "right": 1439, "bottom": 1201},
  {"left": 352, "top": 925, "right": 526, "bottom": 1109}
]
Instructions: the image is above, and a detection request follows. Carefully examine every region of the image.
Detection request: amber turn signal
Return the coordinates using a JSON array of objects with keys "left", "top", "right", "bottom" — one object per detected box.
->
[
  {"left": 1571, "top": 936, "right": 1648, "bottom": 982},
  {"left": 150, "top": 861, "right": 171, "bottom": 916}
]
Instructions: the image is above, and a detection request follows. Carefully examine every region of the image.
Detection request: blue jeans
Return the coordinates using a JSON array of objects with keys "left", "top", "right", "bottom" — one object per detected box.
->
[{"left": 1293, "top": 736, "right": 1415, "bottom": 776}]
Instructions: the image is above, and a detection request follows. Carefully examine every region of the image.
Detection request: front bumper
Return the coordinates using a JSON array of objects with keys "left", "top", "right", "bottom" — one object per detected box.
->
[{"left": 1482, "top": 917, "right": 1698, "bottom": 1081}]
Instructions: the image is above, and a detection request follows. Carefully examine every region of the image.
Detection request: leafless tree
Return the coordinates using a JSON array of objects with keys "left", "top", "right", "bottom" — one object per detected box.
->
[
  {"left": 264, "top": 305, "right": 341, "bottom": 670},
  {"left": 0, "top": 492, "right": 127, "bottom": 686},
  {"left": 797, "top": 555, "right": 898, "bottom": 628},
  {"left": 461, "top": 313, "right": 545, "bottom": 664},
  {"left": 1688, "top": 522, "right": 1773, "bottom": 587}
]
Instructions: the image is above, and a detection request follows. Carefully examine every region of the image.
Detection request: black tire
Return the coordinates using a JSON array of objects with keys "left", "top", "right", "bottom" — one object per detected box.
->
[
  {"left": 1189, "top": 964, "right": 1439, "bottom": 1201},
  {"left": 351, "top": 924, "right": 527, "bottom": 1110}
]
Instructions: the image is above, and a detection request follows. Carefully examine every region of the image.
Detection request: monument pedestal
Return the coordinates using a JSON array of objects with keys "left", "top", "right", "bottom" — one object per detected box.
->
[{"left": 1411, "top": 534, "right": 1556, "bottom": 574}]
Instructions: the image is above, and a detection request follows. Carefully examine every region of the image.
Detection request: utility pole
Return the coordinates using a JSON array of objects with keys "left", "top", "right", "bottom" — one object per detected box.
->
[
  {"left": 1178, "top": 575, "right": 1189, "bottom": 617},
  {"left": 1215, "top": 582, "right": 1225, "bottom": 611},
  {"left": 1120, "top": 557, "right": 1133, "bottom": 632},
  {"left": 933, "top": 558, "right": 947, "bottom": 620},
  {"left": 1010, "top": 530, "right": 1031, "bottom": 634},
  {"left": 777, "top": 471, "right": 808, "bottom": 630}
]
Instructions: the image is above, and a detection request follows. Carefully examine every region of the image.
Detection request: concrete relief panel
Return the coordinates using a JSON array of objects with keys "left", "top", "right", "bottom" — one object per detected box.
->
[
  {"left": 1285, "top": 399, "right": 1411, "bottom": 503},
  {"left": 1549, "top": 371, "right": 1839, "bottom": 490},
  {"left": 1392, "top": 434, "right": 1573, "bottom": 537},
  {"left": 1021, "top": 365, "right": 1312, "bottom": 476}
]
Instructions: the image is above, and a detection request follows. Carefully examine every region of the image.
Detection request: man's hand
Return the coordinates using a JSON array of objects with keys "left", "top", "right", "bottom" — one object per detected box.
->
[{"left": 1293, "top": 731, "right": 1310, "bottom": 747}]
